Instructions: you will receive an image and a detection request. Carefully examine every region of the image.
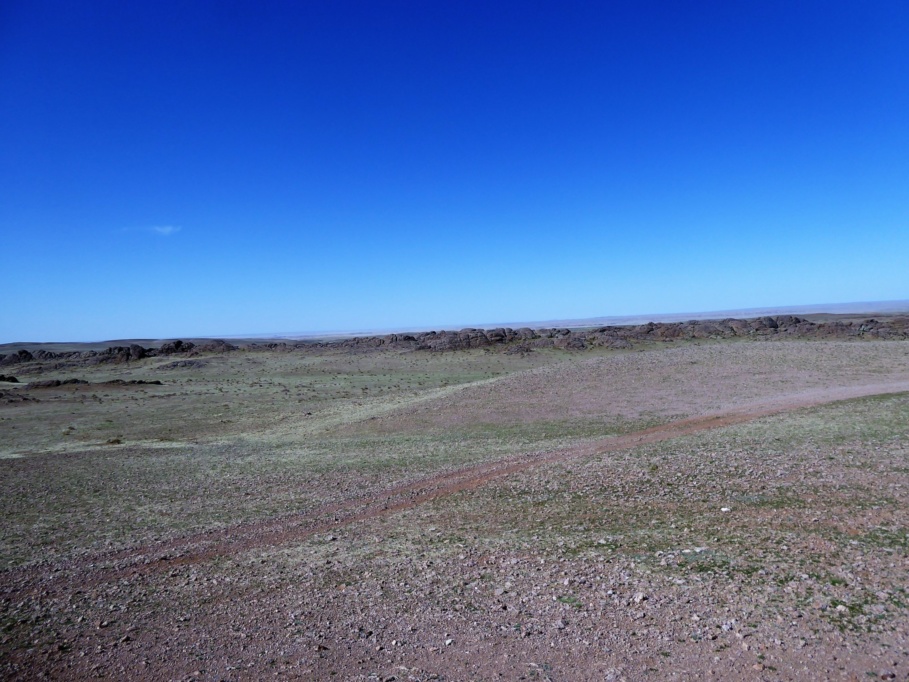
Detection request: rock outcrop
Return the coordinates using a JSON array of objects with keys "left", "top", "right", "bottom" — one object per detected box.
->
[
  {"left": 3, "top": 317, "right": 908, "bottom": 369},
  {"left": 324, "top": 315, "right": 909, "bottom": 352},
  {"left": 0, "top": 350, "right": 34, "bottom": 366},
  {"left": 25, "top": 378, "right": 163, "bottom": 389},
  {"left": 0, "top": 338, "right": 237, "bottom": 370}
]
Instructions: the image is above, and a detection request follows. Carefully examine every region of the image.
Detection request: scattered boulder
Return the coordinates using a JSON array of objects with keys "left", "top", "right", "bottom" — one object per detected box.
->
[
  {"left": 554, "top": 335, "right": 586, "bottom": 350},
  {"left": 33, "top": 350, "right": 59, "bottom": 360},
  {"left": 26, "top": 378, "right": 160, "bottom": 389},
  {"left": 38, "top": 378, "right": 63, "bottom": 387},
  {"left": 0, "top": 350, "right": 34, "bottom": 366},
  {"left": 192, "top": 339, "right": 237, "bottom": 354},
  {"left": 0, "top": 390, "right": 37, "bottom": 403},
  {"left": 0, "top": 375, "right": 18, "bottom": 383},
  {"left": 159, "top": 340, "right": 195, "bottom": 354},
  {"left": 26, "top": 378, "right": 89, "bottom": 389}
]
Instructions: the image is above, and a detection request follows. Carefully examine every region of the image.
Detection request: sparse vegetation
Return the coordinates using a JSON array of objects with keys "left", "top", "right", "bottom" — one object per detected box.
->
[{"left": 1, "top": 332, "right": 909, "bottom": 679}]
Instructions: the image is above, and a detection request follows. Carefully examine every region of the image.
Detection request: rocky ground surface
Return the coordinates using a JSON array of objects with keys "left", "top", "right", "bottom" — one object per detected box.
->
[{"left": 1, "top": 319, "right": 909, "bottom": 680}]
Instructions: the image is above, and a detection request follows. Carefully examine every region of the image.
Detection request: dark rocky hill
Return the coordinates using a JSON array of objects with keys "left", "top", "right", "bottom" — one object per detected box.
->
[
  {"left": 2, "top": 316, "right": 908, "bottom": 372},
  {"left": 330, "top": 315, "right": 909, "bottom": 352}
]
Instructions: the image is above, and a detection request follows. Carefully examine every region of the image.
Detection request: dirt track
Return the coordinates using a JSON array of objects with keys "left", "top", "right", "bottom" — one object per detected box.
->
[{"left": 7, "top": 380, "right": 908, "bottom": 600}]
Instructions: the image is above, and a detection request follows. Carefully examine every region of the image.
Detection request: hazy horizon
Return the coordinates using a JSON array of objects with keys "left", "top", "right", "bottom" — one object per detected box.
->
[{"left": 4, "top": 298, "right": 908, "bottom": 346}]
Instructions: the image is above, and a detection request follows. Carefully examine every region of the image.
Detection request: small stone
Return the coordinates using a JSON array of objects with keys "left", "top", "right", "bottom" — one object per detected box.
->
[
  {"left": 445, "top": 639, "right": 453, "bottom": 646},
  {"left": 632, "top": 592, "right": 647, "bottom": 604},
  {"left": 720, "top": 507, "right": 731, "bottom": 513}
]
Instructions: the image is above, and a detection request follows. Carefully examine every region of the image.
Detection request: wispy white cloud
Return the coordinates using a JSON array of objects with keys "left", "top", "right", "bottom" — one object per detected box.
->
[
  {"left": 120, "top": 225, "right": 183, "bottom": 236},
  {"left": 150, "top": 225, "right": 181, "bottom": 236}
]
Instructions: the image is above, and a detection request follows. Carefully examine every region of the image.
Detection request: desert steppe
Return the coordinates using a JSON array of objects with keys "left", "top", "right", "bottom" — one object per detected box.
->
[{"left": 2, "top": 315, "right": 909, "bottom": 680}]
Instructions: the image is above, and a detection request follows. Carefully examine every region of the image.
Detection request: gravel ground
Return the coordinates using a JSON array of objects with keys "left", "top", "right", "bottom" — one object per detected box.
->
[{"left": 2, "top": 339, "right": 909, "bottom": 680}]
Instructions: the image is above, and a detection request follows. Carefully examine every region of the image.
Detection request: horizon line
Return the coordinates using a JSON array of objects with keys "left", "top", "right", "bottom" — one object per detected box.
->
[
  {"left": 225, "top": 298, "right": 909, "bottom": 341},
  {"left": 3, "top": 298, "right": 908, "bottom": 346}
]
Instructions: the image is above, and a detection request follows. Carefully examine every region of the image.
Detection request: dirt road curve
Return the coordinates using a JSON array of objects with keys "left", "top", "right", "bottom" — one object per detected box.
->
[{"left": 4, "top": 380, "right": 908, "bottom": 602}]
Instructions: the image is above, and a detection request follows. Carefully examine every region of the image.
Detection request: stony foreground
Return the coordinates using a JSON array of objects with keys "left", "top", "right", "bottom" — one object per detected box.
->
[{"left": 2, "top": 335, "right": 909, "bottom": 680}]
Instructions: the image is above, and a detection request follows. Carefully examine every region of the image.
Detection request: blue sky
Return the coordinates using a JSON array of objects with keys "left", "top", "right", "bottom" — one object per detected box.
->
[{"left": 1, "top": 1, "right": 907, "bottom": 341}]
